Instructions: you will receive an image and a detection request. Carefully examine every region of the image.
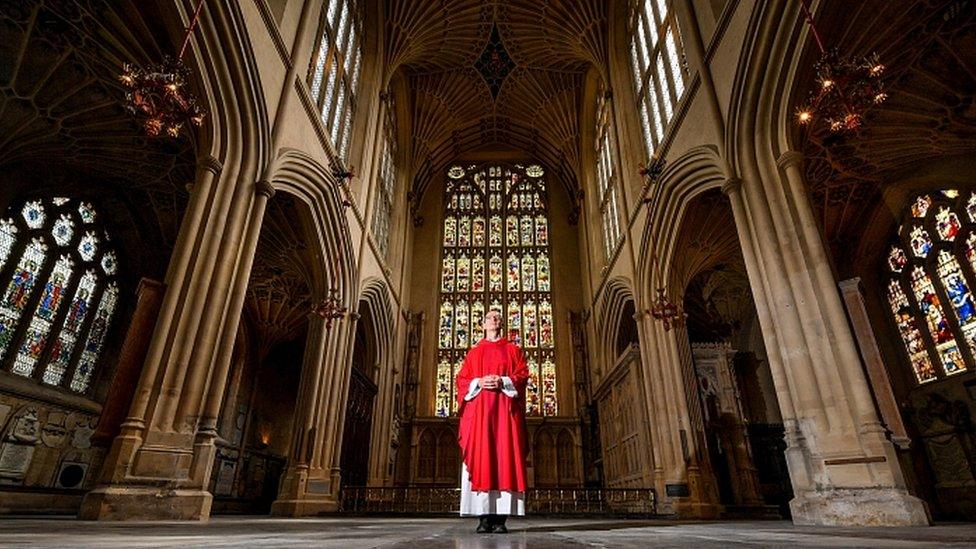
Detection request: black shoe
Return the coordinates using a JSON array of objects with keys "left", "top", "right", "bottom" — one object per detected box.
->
[
  {"left": 476, "top": 517, "right": 490, "bottom": 533},
  {"left": 490, "top": 522, "right": 508, "bottom": 534}
]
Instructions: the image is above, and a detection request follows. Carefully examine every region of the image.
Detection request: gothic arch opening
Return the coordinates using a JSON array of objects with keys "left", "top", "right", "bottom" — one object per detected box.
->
[
  {"left": 670, "top": 189, "right": 790, "bottom": 513},
  {"left": 207, "top": 191, "right": 321, "bottom": 514},
  {"left": 338, "top": 299, "right": 379, "bottom": 487}
]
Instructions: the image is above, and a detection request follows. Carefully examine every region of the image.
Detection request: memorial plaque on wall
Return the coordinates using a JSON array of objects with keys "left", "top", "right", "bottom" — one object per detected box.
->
[
  {"left": 0, "top": 443, "right": 35, "bottom": 482},
  {"left": 214, "top": 459, "right": 237, "bottom": 496},
  {"left": 665, "top": 483, "right": 690, "bottom": 497}
]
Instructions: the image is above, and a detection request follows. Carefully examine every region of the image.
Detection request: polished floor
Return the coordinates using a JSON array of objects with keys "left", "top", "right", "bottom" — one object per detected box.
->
[{"left": 1, "top": 516, "right": 975, "bottom": 548}]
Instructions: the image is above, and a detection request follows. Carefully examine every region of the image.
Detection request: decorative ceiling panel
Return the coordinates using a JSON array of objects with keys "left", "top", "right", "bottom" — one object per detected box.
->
[
  {"left": 246, "top": 194, "right": 316, "bottom": 355},
  {"left": 388, "top": 0, "right": 607, "bottom": 205}
]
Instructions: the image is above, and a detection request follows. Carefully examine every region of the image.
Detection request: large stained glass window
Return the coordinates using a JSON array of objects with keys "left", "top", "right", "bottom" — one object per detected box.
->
[
  {"left": 595, "top": 86, "right": 622, "bottom": 260},
  {"left": 308, "top": 0, "right": 363, "bottom": 160},
  {"left": 885, "top": 190, "right": 976, "bottom": 383},
  {"left": 370, "top": 94, "right": 397, "bottom": 258},
  {"left": 629, "top": 0, "right": 687, "bottom": 160},
  {"left": 0, "top": 198, "right": 119, "bottom": 394},
  {"left": 436, "top": 164, "right": 557, "bottom": 417}
]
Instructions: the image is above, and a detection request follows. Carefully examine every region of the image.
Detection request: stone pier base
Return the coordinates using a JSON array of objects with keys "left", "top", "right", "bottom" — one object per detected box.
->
[
  {"left": 78, "top": 486, "right": 212, "bottom": 521},
  {"left": 270, "top": 497, "right": 339, "bottom": 517},
  {"left": 674, "top": 500, "right": 722, "bottom": 520},
  {"left": 790, "top": 488, "right": 930, "bottom": 526}
]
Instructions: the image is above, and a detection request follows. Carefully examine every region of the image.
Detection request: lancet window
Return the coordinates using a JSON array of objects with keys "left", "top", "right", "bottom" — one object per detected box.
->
[
  {"left": 435, "top": 164, "right": 558, "bottom": 418},
  {"left": 885, "top": 190, "right": 976, "bottom": 384},
  {"left": 628, "top": 0, "right": 688, "bottom": 159},
  {"left": 595, "top": 89, "right": 622, "bottom": 260},
  {"left": 308, "top": 0, "right": 363, "bottom": 160},
  {"left": 371, "top": 95, "right": 397, "bottom": 258},
  {"left": 0, "top": 198, "right": 120, "bottom": 394}
]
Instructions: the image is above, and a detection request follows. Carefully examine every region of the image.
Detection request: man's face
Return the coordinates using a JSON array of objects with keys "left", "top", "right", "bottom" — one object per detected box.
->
[{"left": 483, "top": 311, "right": 503, "bottom": 332}]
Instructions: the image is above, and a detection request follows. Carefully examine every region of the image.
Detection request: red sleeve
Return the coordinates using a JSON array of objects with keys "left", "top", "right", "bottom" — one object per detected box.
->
[{"left": 508, "top": 344, "right": 529, "bottom": 396}]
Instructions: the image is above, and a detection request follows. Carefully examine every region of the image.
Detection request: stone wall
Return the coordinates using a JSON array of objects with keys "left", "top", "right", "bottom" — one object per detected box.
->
[{"left": 0, "top": 391, "right": 103, "bottom": 514}]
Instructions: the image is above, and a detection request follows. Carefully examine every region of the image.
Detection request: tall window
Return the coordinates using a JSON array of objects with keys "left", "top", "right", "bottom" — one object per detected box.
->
[
  {"left": 595, "top": 90, "right": 622, "bottom": 260},
  {"left": 371, "top": 95, "right": 397, "bottom": 258},
  {"left": 435, "top": 164, "right": 558, "bottom": 418},
  {"left": 885, "top": 190, "right": 976, "bottom": 384},
  {"left": 629, "top": 0, "right": 687, "bottom": 159},
  {"left": 0, "top": 198, "right": 119, "bottom": 394},
  {"left": 308, "top": 0, "right": 363, "bottom": 160}
]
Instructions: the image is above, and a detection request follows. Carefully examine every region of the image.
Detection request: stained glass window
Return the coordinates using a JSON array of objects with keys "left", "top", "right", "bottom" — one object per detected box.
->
[
  {"left": 885, "top": 192, "right": 976, "bottom": 383},
  {"left": 0, "top": 219, "right": 17, "bottom": 271},
  {"left": 370, "top": 93, "right": 398, "bottom": 258},
  {"left": 0, "top": 198, "right": 120, "bottom": 393},
  {"left": 629, "top": 0, "right": 687, "bottom": 158},
  {"left": 595, "top": 85, "right": 622, "bottom": 260},
  {"left": 307, "top": 0, "right": 363, "bottom": 160},
  {"left": 436, "top": 164, "right": 558, "bottom": 416}
]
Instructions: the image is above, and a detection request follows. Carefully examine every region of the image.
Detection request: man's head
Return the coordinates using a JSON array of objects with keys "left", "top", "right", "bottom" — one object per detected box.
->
[{"left": 482, "top": 310, "right": 503, "bottom": 334}]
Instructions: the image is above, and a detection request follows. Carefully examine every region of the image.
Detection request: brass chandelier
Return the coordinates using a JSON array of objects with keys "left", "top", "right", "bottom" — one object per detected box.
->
[
  {"left": 119, "top": 0, "right": 207, "bottom": 137},
  {"left": 795, "top": 0, "right": 887, "bottom": 133}
]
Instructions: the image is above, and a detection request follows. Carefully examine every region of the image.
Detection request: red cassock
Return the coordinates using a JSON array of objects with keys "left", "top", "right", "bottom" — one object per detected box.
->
[{"left": 456, "top": 338, "right": 530, "bottom": 492}]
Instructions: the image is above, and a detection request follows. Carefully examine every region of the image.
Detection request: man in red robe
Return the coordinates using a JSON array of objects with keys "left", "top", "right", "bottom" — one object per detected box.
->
[{"left": 456, "top": 310, "right": 529, "bottom": 534}]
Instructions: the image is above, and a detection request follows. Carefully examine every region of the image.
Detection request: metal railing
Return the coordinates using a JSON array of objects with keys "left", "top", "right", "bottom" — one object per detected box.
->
[{"left": 339, "top": 486, "right": 656, "bottom": 516}]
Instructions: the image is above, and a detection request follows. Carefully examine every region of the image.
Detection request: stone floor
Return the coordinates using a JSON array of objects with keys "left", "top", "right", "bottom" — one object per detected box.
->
[{"left": 1, "top": 516, "right": 975, "bottom": 548}]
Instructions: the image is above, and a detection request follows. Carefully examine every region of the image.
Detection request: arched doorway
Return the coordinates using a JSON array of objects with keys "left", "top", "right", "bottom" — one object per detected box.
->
[
  {"left": 208, "top": 192, "right": 316, "bottom": 514},
  {"left": 671, "top": 189, "right": 791, "bottom": 515},
  {"left": 339, "top": 301, "right": 379, "bottom": 486}
]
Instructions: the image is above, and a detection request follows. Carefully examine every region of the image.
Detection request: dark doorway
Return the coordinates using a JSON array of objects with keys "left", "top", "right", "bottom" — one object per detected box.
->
[{"left": 340, "top": 366, "right": 377, "bottom": 486}]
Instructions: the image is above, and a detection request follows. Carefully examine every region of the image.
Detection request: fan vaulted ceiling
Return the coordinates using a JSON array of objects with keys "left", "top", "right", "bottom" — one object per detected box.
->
[{"left": 385, "top": 0, "right": 608, "bottom": 205}]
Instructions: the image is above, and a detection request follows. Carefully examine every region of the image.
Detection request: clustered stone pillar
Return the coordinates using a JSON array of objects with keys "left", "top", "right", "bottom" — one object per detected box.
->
[
  {"left": 272, "top": 311, "right": 358, "bottom": 516},
  {"left": 79, "top": 157, "right": 262, "bottom": 520},
  {"left": 635, "top": 311, "right": 720, "bottom": 518},
  {"left": 722, "top": 152, "right": 930, "bottom": 526}
]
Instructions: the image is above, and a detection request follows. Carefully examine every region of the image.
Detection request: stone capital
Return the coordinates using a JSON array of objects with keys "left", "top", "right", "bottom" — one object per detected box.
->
[
  {"left": 776, "top": 150, "right": 805, "bottom": 171},
  {"left": 837, "top": 277, "right": 862, "bottom": 293},
  {"left": 721, "top": 177, "right": 742, "bottom": 196},
  {"left": 199, "top": 154, "right": 223, "bottom": 175},
  {"left": 256, "top": 179, "right": 276, "bottom": 198}
]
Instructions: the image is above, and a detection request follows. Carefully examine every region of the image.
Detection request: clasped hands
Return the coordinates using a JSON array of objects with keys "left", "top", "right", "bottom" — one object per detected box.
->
[{"left": 479, "top": 374, "right": 502, "bottom": 391}]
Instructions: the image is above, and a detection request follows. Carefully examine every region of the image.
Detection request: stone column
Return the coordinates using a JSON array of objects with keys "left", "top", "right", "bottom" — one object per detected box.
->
[
  {"left": 838, "top": 278, "right": 911, "bottom": 449},
  {"left": 271, "top": 310, "right": 356, "bottom": 516},
  {"left": 186, "top": 181, "right": 276, "bottom": 491},
  {"left": 725, "top": 153, "right": 930, "bottom": 526},
  {"left": 91, "top": 278, "right": 165, "bottom": 448},
  {"left": 80, "top": 155, "right": 243, "bottom": 521},
  {"left": 635, "top": 311, "right": 720, "bottom": 518}
]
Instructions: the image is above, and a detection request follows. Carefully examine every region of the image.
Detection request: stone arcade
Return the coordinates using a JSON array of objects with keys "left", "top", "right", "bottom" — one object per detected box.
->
[{"left": 1, "top": 0, "right": 975, "bottom": 543}]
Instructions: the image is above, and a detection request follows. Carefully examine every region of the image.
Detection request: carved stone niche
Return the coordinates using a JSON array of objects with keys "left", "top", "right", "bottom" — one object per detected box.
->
[{"left": 0, "top": 406, "right": 41, "bottom": 484}]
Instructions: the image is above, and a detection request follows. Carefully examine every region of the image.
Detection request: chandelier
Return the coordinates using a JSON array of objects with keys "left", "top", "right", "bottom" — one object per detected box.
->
[
  {"left": 650, "top": 287, "right": 685, "bottom": 332},
  {"left": 313, "top": 287, "right": 347, "bottom": 330},
  {"left": 795, "top": 0, "right": 887, "bottom": 133},
  {"left": 119, "top": 0, "right": 207, "bottom": 137}
]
